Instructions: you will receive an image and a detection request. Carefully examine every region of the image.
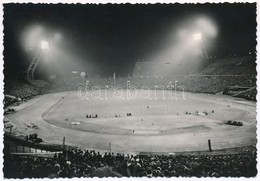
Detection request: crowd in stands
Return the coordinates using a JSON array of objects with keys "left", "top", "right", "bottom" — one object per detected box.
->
[
  {"left": 4, "top": 79, "right": 40, "bottom": 107},
  {"left": 4, "top": 148, "right": 257, "bottom": 178},
  {"left": 4, "top": 75, "right": 256, "bottom": 107},
  {"left": 179, "top": 75, "right": 256, "bottom": 94},
  {"left": 3, "top": 57, "right": 256, "bottom": 106},
  {"left": 4, "top": 79, "right": 39, "bottom": 99},
  {"left": 234, "top": 86, "right": 257, "bottom": 101},
  {"left": 49, "top": 75, "right": 256, "bottom": 101},
  {"left": 196, "top": 57, "right": 256, "bottom": 76},
  {"left": 47, "top": 57, "right": 256, "bottom": 100}
]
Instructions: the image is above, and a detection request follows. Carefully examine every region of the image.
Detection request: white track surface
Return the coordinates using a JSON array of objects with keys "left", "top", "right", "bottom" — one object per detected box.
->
[{"left": 5, "top": 90, "right": 256, "bottom": 154}]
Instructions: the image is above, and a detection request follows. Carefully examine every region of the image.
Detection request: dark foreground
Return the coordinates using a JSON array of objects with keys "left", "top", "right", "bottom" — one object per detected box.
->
[{"left": 4, "top": 146, "right": 257, "bottom": 178}]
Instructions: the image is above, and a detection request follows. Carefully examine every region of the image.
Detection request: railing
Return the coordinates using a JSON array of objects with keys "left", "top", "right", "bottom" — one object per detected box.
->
[{"left": 4, "top": 132, "right": 73, "bottom": 154}]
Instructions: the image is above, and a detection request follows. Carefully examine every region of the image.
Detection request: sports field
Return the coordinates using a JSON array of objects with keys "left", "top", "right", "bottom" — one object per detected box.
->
[{"left": 5, "top": 90, "right": 256, "bottom": 154}]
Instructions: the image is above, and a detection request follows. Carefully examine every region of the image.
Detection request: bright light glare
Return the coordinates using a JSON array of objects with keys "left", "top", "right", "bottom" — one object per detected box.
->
[
  {"left": 193, "top": 33, "right": 202, "bottom": 41},
  {"left": 168, "top": 15, "right": 217, "bottom": 59},
  {"left": 41, "top": 40, "right": 49, "bottom": 50},
  {"left": 54, "top": 32, "right": 62, "bottom": 42},
  {"left": 21, "top": 25, "right": 44, "bottom": 51},
  {"left": 196, "top": 17, "right": 217, "bottom": 38}
]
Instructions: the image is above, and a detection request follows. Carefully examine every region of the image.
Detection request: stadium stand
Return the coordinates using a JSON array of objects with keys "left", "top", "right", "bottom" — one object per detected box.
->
[
  {"left": 4, "top": 142, "right": 257, "bottom": 178},
  {"left": 233, "top": 86, "right": 257, "bottom": 101},
  {"left": 28, "top": 80, "right": 49, "bottom": 88},
  {"left": 4, "top": 79, "right": 40, "bottom": 107},
  {"left": 131, "top": 56, "right": 257, "bottom": 100},
  {"left": 4, "top": 79, "right": 40, "bottom": 99},
  {"left": 6, "top": 56, "right": 248, "bottom": 98},
  {"left": 4, "top": 57, "right": 256, "bottom": 107}
]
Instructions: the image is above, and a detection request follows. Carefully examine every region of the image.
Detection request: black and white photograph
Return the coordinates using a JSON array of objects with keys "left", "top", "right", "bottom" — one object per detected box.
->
[{"left": 1, "top": 0, "right": 258, "bottom": 179}]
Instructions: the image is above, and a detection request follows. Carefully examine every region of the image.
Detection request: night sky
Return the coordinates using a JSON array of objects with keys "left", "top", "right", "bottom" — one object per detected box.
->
[{"left": 3, "top": 3, "right": 256, "bottom": 77}]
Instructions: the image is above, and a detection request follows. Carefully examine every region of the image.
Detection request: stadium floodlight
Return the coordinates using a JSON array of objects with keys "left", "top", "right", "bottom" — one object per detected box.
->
[
  {"left": 41, "top": 40, "right": 49, "bottom": 50},
  {"left": 192, "top": 33, "right": 202, "bottom": 41},
  {"left": 27, "top": 40, "right": 50, "bottom": 80},
  {"left": 191, "top": 32, "right": 209, "bottom": 58}
]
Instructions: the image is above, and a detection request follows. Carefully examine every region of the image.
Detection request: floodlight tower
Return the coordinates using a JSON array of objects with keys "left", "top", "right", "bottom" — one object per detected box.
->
[
  {"left": 192, "top": 33, "right": 208, "bottom": 59},
  {"left": 26, "top": 40, "right": 49, "bottom": 80}
]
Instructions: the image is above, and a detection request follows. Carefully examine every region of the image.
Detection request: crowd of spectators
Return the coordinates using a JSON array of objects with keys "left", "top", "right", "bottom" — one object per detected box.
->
[
  {"left": 179, "top": 75, "right": 256, "bottom": 94},
  {"left": 4, "top": 79, "right": 39, "bottom": 99},
  {"left": 48, "top": 57, "right": 257, "bottom": 100},
  {"left": 197, "top": 57, "right": 256, "bottom": 76},
  {"left": 234, "top": 87, "right": 257, "bottom": 101},
  {"left": 49, "top": 74, "right": 256, "bottom": 101},
  {"left": 4, "top": 148, "right": 257, "bottom": 178},
  {"left": 4, "top": 57, "right": 256, "bottom": 106},
  {"left": 4, "top": 79, "right": 40, "bottom": 107}
]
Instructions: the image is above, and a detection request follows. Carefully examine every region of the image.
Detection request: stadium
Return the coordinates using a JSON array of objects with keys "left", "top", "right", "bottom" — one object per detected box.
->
[{"left": 3, "top": 3, "right": 257, "bottom": 178}]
